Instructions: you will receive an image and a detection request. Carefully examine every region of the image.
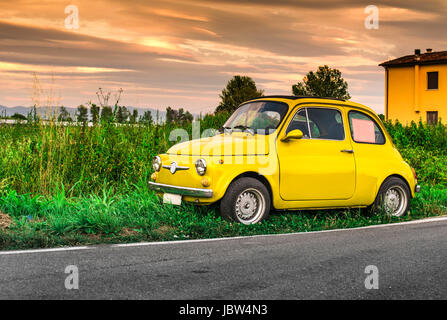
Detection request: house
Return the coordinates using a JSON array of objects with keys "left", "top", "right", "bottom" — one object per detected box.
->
[{"left": 379, "top": 49, "right": 447, "bottom": 124}]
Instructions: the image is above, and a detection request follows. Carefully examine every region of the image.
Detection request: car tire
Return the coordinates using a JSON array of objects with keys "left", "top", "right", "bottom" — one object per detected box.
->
[
  {"left": 373, "top": 177, "right": 411, "bottom": 217},
  {"left": 220, "top": 177, "right": 271, "bottom": 224}
]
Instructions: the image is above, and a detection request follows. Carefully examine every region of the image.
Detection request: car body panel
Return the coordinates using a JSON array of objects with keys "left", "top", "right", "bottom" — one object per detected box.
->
[
  {"left": 167, "top": 133, "right": 270, "bottom": 156},
  {"left": 277, "top": 104, "right": 356, "bottom": 201}
]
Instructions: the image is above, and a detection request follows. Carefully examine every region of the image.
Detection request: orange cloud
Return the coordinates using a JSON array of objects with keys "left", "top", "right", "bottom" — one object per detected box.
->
[{"left": 0, "top": 0, "right": 446, "bottom": 113}]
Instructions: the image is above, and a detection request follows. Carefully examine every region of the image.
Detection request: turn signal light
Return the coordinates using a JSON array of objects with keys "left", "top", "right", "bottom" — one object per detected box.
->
[
  {"left": 201, "top": 178, "right": 210, "bottom": 187},
  {"left": 411, "top": 167, "right": 418, "bottom": 183}
]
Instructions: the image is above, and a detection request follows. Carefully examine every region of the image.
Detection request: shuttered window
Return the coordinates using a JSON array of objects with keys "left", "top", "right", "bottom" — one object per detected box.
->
[
  {"left": 427, "top": 72, "right": 439, "bottom": 90},
  {"left": 427, "top": 111, "right": 438, "bottom": 125}
]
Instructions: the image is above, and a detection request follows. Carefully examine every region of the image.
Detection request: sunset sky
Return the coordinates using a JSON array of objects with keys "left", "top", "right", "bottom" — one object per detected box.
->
[{"left": 1, "top": 0, "right": 446, "bottom": 114}]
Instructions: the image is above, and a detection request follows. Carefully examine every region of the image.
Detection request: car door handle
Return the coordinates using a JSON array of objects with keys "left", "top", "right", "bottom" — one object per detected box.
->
[{"left": 341, "top": 149, "right": 354, "bottom": 153}]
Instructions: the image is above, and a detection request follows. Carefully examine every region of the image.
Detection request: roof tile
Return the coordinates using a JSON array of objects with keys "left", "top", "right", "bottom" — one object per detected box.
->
[{"left": 379, "top": 51, "right": 447, "bottom": 67}]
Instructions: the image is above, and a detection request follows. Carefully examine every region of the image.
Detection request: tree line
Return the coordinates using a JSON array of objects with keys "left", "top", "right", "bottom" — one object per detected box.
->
[
  {"left": 7, "top": 65, "right": 351, "bottom": 124},
  {"left": 57, "top": 104, "right": 156, "bottom": 125}
]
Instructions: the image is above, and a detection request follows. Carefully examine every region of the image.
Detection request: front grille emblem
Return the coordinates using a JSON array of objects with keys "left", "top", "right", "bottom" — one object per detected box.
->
[
  {"left": 162, "top": 161, "right": 189, "bottom": 174},
  {"left": 170, "top": 161, "right": 178, "bottom": 174}
]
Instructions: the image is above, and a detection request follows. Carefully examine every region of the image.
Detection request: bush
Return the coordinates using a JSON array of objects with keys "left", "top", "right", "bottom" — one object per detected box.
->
[{"left": 384, "top": 120, "right": 447, "bottom": 186}]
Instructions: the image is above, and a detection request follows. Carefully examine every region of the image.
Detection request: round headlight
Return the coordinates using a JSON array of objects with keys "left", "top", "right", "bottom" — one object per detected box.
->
[
  {"left": 153, "top": 156, "right": 161, "bottom": 172},
  {"left": 195, "top": 159, "right": 207, "bottom": 176}
]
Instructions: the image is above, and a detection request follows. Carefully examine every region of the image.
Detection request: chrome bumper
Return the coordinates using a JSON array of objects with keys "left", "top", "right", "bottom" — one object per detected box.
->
[
  {"left": 148, "top": 182, "right": 213, "bottom": 198},
  {"left": 415, "top": 185, "right": 421, "bottom": 193}
]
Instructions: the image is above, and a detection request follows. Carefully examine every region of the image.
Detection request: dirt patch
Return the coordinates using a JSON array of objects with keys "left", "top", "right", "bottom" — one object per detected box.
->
[
  {"left": 120, "top": 228, "right": 140, "bottom": 237},
  {"left": 0, "top": 211, "right": 13, "bottom": 230},
  {"left": 153, "top": 225, "right": 177, "bottom": 236},
  {"left": 86, "top": 233, "right": 102, "bottom": 241}
]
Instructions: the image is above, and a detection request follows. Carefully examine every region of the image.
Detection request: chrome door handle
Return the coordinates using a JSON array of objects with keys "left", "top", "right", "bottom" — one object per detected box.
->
[{"left": 341, "top": 149, "right": 354, "bottom": 153}]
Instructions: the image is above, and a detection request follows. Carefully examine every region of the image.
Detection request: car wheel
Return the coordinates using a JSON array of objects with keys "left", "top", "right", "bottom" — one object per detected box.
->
[
  {"left": 374, "top": 177, "right": 411, "bottom": 217},
  {"left": 220, "top": 177, "right": 271, "bottom": 224}
]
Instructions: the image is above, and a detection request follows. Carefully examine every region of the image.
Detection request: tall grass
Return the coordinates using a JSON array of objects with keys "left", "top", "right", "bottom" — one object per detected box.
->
[{"left": 0, "top": 116, "right": 445, "bottom": 197}]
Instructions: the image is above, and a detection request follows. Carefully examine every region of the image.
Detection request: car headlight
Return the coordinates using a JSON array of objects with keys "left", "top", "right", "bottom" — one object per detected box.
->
[
  {"left": 195, "top": 159, "right": 207, "bottom": 176},
  {"left": 152, "top": 156, "right": 161, "bottom": 172}
]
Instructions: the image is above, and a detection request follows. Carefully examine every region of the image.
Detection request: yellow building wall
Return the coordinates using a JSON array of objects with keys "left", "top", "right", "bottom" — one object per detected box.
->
[{"left": 386, "top": 64, "right": 447, "bottom": 124}]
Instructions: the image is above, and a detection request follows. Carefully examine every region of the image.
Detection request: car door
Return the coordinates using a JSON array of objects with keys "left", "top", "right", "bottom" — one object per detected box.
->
[{"left": 277, "top": 106, "right": 356, "bottom": 201}]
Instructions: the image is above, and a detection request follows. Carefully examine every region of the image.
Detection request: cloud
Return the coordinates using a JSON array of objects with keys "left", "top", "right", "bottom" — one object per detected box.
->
[{"left": 0, "top": 0, "right": 446, "bottom": 113}]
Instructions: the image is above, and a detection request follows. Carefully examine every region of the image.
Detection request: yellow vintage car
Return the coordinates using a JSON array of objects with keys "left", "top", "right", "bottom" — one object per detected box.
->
[{"left": 149, "top": 96, "right": 420, "bottom": 224}]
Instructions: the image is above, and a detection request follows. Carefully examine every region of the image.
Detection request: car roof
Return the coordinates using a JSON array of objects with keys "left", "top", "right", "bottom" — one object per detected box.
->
[
  {"left": 251, "top": 95, "right": 346, "bottom": 101},
  {"left": 247, "top": 95, "right": 378, "bottom": 117}
]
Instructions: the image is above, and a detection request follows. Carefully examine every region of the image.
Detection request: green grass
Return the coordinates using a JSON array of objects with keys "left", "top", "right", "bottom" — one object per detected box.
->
[
  {"left": 0, "top": 117, "right": 446, "bottom": 250},
  {"left": 0, "top": 114, "right": 230, "bottom": 197},
  {"left": 0, "top": 181, "right": 445, "bottom": 250}
]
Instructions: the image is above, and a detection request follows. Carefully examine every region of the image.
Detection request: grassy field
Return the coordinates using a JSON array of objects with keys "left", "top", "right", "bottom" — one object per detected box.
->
[{"left": 0, "top": 116, "right": 446, "bottom": 250}]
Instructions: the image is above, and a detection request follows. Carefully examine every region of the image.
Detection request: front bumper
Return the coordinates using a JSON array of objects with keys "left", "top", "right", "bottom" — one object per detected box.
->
[
  {"left": 415, "top": 185, "right": 421, "bottom": 193},
  {"left": 148, "top": 181, "right": 213, "bottom": 198}
]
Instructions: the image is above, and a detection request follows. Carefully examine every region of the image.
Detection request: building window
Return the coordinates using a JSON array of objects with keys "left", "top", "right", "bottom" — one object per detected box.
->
[
  {"left": 427, "top": 72, "right": 438, "bottom": 90},
  {"left": 427, "top": 111, "right": 438, "bottom": 125}
]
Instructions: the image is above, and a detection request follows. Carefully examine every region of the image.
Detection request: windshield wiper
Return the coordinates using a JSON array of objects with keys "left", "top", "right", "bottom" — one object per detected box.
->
[
  {"left": 233, "top": 125, "right": 255, "bottom": 135},
  {"left": 219, "top": 126, "right": 233, "bottom": 134}
]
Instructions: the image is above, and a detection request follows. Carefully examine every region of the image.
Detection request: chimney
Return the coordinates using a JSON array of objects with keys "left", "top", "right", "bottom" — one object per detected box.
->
[
  {"left": 414, "top": 49, "right": 421, "bottom": 55},
  {"left": 426, "top": 48, "right": 433, "bottom": 53}
]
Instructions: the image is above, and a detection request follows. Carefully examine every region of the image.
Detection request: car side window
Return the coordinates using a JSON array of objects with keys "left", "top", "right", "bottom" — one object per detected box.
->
[
  {"left": 286, "top": 109, "right": 310, "bottom": 138},
  {"left": 306, "top": 108, "right": 344, "bottom": 140},
  {"left": 348, "top": 110, "right": 385, "bottom": 144},
  {"left": 286, "top": 107, "right": 345, "bottom": 141}
]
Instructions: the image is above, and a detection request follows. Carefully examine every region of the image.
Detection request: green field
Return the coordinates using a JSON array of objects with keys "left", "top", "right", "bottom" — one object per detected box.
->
[{"left": 0, "top": 117, "right": 446, "bottom": 250}]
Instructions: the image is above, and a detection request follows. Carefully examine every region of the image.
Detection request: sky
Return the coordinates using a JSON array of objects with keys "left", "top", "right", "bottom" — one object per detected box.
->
[{"left": 0, "top": 0, "right": 446, "bottom": 114}]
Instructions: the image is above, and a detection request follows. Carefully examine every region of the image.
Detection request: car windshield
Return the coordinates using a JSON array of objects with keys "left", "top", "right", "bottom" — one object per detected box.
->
[{"left": 221, "top": 101, "right": 288, "bottom": 135}]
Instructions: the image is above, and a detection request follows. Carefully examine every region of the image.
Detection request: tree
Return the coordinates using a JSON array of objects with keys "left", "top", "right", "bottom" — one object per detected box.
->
[
  {"left": 101, "top": 106, "right": 113, "bottom": 123},
  {"left": 140, "top": 110, "right": 153, "bottom": 125},
  {"left": 177, "top": 108, "right": 193, "bottom": 123},
  {"left": 184, "top": 111, "right": 193, "bottom": 123},
  {"left": 292, "top": 65, "right": 351, "bottom": 100},
  {"left": 165, "top": 107, "right": 193, "bottom": 124},
  {"left": 58, "top": 106, "right": 72, "bottom": 122},
  {"left": 116, "top": 106, "right": 130, "bottom": 123},
  {"left": 215, "top": 75, "right": 264, "bottom": 114},
  {"left": 90, "top": 103, "right": 100, "bottom": 125},
  {"left": 129, "top": 109, "right": 138, "bottom": 124},
  {"left": 166, "top": 106, "right": 176, "bottom": 124},
  {"left": 11, "top": 113, "right": 26, "bottom": 121},
  {"left": 76, "top": 105, "right": 88, "bottom": 124}
]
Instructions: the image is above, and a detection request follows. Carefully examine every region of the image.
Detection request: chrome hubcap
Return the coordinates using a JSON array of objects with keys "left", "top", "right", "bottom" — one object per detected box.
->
[
  {"left": 235, "top": 188, "right": 265, "bottom": 224},
  {"left": 384, "top": 186, "right": 407, "bottom": 216}
]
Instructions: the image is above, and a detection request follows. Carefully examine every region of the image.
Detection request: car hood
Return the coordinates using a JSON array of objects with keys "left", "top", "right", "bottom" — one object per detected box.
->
[{"left": 167, "top": 133, "right": 270, "bottom": 156}]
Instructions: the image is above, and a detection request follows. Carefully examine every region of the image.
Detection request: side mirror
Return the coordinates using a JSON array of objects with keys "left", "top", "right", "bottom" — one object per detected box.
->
[{"left": 281, "top": 129, "right": 303, "bottom": 142}]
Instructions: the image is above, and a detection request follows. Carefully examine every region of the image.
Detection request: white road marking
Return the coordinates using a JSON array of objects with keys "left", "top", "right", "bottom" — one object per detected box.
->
[
  {"left": 112, "top": 216, "right": 447, "bottom": 248},
  {"left": 0, "top": 246, "right": 92, "bottom": 255},
  {"left": 1, "top": 216, "right": 446, "bottom": 254}
]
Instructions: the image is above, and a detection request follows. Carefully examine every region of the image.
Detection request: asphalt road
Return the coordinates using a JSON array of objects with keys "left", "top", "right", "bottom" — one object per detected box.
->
[{"left": 1, "top": 217, "right": 447, "bottom": 300}]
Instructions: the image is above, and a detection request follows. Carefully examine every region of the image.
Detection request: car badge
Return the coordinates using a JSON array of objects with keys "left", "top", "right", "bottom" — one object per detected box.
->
[{"left": 170, "top": 161, "right": 178, "bottom": 174}]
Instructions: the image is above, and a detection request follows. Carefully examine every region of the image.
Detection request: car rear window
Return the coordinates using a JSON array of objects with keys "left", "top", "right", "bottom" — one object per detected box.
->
[{"left": 348, "top": 111, "right": 385, "bottom": 144}]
